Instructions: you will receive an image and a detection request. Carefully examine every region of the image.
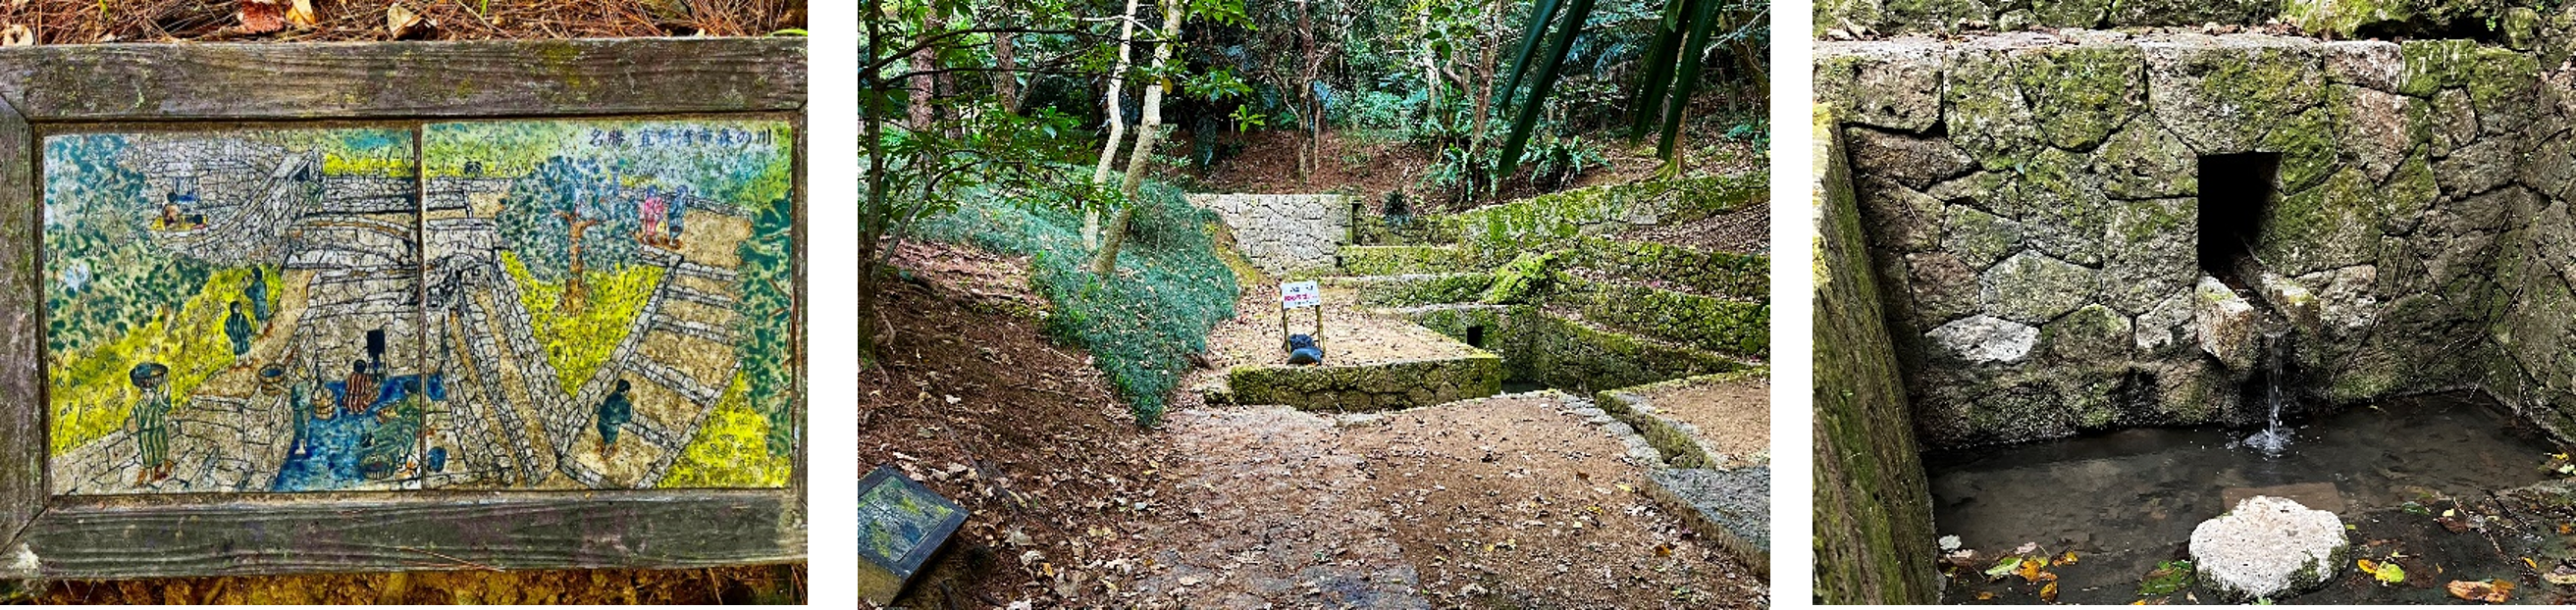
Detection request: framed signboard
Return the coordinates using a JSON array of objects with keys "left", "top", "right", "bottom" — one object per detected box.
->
[{"left": 0, "top": 37, "right": 805, "bottom": 579}]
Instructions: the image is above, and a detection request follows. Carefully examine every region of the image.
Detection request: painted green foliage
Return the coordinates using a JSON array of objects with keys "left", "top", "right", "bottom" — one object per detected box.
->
[
  {"left": 38, "top": 119, "right": 800, "bottom": 496},
  {"left": 429, "top": 119, "right": 798, "bottom": 488}
]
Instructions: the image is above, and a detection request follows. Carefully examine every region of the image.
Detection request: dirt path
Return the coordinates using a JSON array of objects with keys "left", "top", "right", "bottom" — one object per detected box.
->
[{"left": 1111, "top": 393, "right": 1766, "bottom": 609}]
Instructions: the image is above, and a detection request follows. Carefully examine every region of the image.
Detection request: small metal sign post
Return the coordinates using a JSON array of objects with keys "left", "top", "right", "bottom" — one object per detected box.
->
[{"left": 1280, "top": 280, "right": 1323, "bottom": 356}]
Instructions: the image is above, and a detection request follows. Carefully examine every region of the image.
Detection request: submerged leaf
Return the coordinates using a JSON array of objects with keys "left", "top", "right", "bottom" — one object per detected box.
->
[
  {"left": 2019, "top": 558, "right": 2046, "bottom": 584},
  {"left": 1985, "top": 557, "right": 2022, "bottom": 581},
  {"left": 2446, "top": 579, "right": 2513, "bottom": 603},
  {"left": 2041, "top": 580, "right": 2060, "bottom": 602},
  {"left": 2362, "top": 559, "right": 2406, "bottom": 585},
  {"left": 2138, "top": 560, "right": 2195, "bottom": 596}
]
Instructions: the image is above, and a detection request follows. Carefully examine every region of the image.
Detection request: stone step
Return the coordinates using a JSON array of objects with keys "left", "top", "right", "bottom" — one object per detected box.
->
[
  {"left": 1336, "top": 244, "right": 1483, "bottom": 276},
  {"left": 1321, "top": 273, "right": 1496, "bottom": 307},
  {"left": 1594, "top": 370, "right": 1767, "bottom": 469},
  {"left": 1560, "top": 235, "right": 1768, "bottom": 302},
  {"left": 1552, "top": 276, "right": 1769, "bottom": 359},
  {"left": 1401, "top": 303, "right": 1746, "bottom": 393},
  {"left": 1644, "top": 467, "right": 1770, "bottom": 579}
]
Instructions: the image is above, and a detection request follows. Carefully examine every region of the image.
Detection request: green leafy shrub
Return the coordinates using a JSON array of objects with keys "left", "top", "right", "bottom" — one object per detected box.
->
[{"left": 918, "top": 178, "right": 1239, "bottom": 426}]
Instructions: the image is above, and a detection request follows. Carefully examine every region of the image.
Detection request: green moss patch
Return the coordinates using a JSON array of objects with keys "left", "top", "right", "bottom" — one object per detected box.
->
[
  {"left": 1324, "top": 273, "right": 1496, "bottom": 307},
  {"left": 1555, "top": 276, "right": 1769, "bottom": 358},
  {"left": 1225, "top": 354, "right": 1505, "bottom": 412},
  {"left": 1337, "top": 244, "right": 1481, "bottom": 276},
  {"left": 1566, "top": 236, "right": 1768, "bottom": 300}
]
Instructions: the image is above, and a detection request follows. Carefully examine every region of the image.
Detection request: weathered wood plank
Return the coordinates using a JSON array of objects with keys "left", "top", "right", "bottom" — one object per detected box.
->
[
  {"left": 0, "top": 98, "right": 38, "bottom": 562},
  {"left": 0, "top": 37, "right": 805, "bottom": 122},
  {"left": 788, "top": 113, "right": 808, "bottom": 528},
  {"left": 19, "top": 490, "right": 802, "bottom": 578}
]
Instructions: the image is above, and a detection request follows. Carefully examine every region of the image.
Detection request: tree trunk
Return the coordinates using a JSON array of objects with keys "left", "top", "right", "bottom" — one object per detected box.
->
[
  {"left": 991, "top": 0, "right": 1023, "bottom": 115},
  {"left": 1467, "top": 0, "right": 1502, "bottom": 157},
  {"left": 1088, "top": 0, "right": 1143, "bottom": 249},
  {"left": 1733, "top": 38, "right": 1767, "bottom": 105},
  {"left": 860, "top": 0, "right": 893, "bottom": 363},
  {"left": 1296, "top": 0, "right": 1316, "bottom": 179},
  {"left": 1089, "top": 0, "right": 1182, "bottom": 276}
]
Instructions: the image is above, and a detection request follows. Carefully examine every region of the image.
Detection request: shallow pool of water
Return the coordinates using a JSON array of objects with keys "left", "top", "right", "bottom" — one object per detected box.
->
[{"left": 1925, "top": 391, "right": 2566, "bottom": 603}]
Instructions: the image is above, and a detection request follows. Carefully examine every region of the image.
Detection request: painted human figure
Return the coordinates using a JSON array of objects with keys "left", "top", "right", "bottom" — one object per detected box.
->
[
  {"left": 598, "top": 380, "right": 634, "bottom": 459},
  {"left": 341, "top": 359, "right": 379, "bottom": 416},
  {"left": 126, "top": 362, "right": 174, "bottom": 485},
  {"left": 665, "top": 186, "right": 689, "bottom": 246},
  {"left": 224, "top": 300, "right": 253, "bottom": 358},
  {"left": 362, "top": 381, "right": 426, "bottom": 480},
  {"left": 639, "top": 188, "right": 670, "bottom": 248},
  {"left": 244, "top": 269, "right": 271, "bottom": 323}
]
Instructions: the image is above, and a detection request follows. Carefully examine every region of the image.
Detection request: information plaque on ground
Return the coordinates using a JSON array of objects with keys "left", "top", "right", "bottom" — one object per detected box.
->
[
  {"left": 0, "top": 37, "right": 805, "bottom": 580},
  {"left": 860, "top": 465, "right": 967, "bottom": 605}
]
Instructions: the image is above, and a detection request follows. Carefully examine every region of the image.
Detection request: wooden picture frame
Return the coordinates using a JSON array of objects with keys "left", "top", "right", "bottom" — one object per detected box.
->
[{"left": 0, "top": 37, "right": 806, "bottom": 579}]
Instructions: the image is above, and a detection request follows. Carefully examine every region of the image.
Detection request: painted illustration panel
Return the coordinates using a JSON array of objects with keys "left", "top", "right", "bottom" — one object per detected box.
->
[
  {"left": 43, "top": 127, "right": 426, "bottom": 495},
  {"left": 421, "top": 119, "right": 797, "bottom": 489}
]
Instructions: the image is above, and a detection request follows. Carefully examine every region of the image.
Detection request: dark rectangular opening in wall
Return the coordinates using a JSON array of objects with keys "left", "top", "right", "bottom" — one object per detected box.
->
[
  {"left": 2197, "top": 153, "right": 2281, "bottom": 288},
  {"left": 1466, "top": 325, "right": 1486, "bottom": 349}
]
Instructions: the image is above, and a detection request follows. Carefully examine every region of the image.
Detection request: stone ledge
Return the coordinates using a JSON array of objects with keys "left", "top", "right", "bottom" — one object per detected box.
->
[
  {"left": 1644, "top": 467, "right": 1770, "bottom": 580},
  {"left": 1224, "top": 354, "right": 1505, "bottom": 413}
]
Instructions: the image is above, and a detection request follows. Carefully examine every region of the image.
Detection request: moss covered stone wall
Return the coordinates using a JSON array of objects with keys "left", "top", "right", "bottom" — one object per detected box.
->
[
  {"left": 1819, "top": 0, "right": 2576, "bottom": 57},
  {"left": 1812, "top": 109, "right": 1941, "bottom": 605},
  {"left": 1818, "top": 32, "right": 2528, "bottom": 448}
]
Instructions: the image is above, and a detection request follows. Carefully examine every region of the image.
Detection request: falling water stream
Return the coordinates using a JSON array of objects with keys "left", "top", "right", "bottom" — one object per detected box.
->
[{"left": 2240, "top": 331, "right": 2293, "bottom": 457}]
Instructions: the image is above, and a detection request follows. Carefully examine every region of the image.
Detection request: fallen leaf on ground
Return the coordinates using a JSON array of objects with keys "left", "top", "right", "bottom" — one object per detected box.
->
[
  {"left": 2040, "top": 580, "right": 2059, "bottom": 602},
  {"left": 287, "top": 0, "right": 317, "bottom": 26},
  {"left": 2535, "top": 569, "right": 2576, "bottom": 589},
  {"left": 238, "top": 0, "right": 286, "bottom": 33},
  {"left": 2018, "top": 558, "right": 2045, "bottom": 584},
  {"left": 387, "top": 4, "right": 424, "bottom": 38},
  {"left": 2056, "top": 550, "right": 2079, "bottom": 566},
  {"left": 1975, "top": 591, "right": 1997, "bottom": 600},
  {"left": 2446, "top": 579, "right": 2512, "bottom": 603}
]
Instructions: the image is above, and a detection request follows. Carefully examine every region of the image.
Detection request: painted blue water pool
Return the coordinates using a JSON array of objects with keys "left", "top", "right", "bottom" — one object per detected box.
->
[{"left": 270, "top": 373, "right": 444, "bottom": 491}]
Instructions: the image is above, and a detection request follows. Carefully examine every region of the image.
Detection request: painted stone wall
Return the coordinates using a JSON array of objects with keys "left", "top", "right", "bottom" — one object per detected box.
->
[
  {"left": 1186, "top": 193, "right": 1351, "bottom": 276},
  {"left": 1812, "top": 109, "right": 1940, "bottom": 605},
  {"left": 1817, "top": 31, "right": 2535, "bottom": 448},
  {"left": 39, "top": 120, "right": 801, "bottom": 495}
]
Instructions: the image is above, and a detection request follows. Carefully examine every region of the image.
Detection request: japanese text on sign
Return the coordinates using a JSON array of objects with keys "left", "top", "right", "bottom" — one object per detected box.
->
[{"left": 1281, "top": 280, "right": 1321, "bottom": 309}]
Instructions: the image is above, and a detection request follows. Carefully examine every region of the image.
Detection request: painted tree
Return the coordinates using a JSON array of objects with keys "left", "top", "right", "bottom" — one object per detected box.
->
[{"left": 499, "top": 156, "right": 640, "bottom": 313}]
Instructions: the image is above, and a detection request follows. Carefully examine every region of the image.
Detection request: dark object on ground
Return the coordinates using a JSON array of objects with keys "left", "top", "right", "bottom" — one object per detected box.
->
[
  {"left": 1287, "top": 333, "right": 1324, "bottom": 366},
  {"left": 860, "top": 465, "right": 969, "bottom": 606}
]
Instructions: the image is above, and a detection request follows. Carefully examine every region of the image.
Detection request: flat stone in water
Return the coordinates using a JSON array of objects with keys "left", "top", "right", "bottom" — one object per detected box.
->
[
  {"left": 860, "top": 465, "right": 968, "bottom": 605},
  {"left": 1647, "top": 467, "right": 1769, "bottom": 575},
  {"left": 2189, "top": 495, "right": 2347, "bottom": 601}
]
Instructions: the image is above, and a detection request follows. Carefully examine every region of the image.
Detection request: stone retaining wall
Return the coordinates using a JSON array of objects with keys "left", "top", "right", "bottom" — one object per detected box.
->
[
  {"left": 1224, "top": 355, "right": 1504, "bottom": 412},
  {"left": 1812, "top": 111, "right": 1941, "bottom": 604},
  {"left": 1817, "top": 31, "right": 2538, "bottom": 448},
  {"left": 1186, "top": 193, "right": 1352, "bottom": 276}
]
